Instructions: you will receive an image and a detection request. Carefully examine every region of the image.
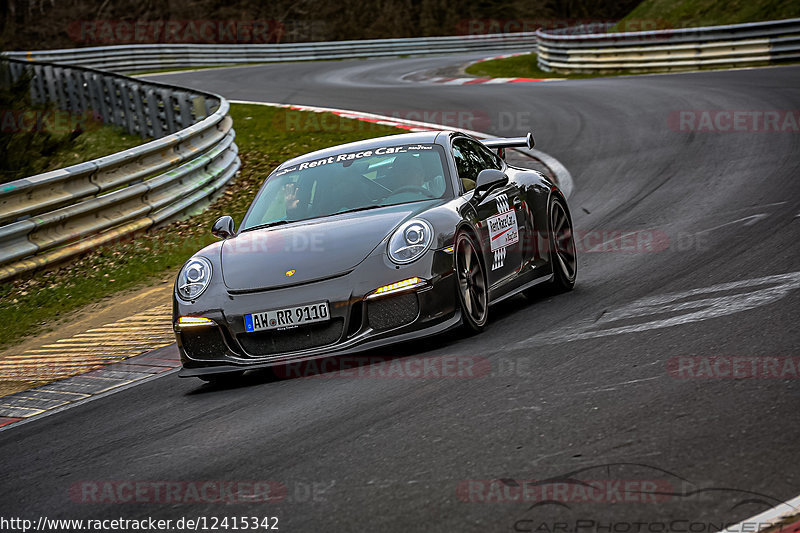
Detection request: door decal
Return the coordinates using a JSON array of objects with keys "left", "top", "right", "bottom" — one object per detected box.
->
[
  {"left": 495, "top": 195, "right": 510, "bottom": 212},
  {"left": 488, "top": 194, "right": 519, "bottom": 271},
  {"left": 492, "top": 247, "right": 507, "bottom": 271}
]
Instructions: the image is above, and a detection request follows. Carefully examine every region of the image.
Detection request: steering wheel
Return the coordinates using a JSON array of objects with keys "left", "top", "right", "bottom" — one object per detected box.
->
[{"left": 389, "top": 185, "right": 436, "bottom": 198}]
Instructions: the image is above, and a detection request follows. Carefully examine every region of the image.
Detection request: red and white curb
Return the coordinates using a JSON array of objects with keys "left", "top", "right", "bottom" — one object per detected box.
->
[
  {"left": 230, "top": 99, "right": 574, "bottom": 197},
  {"left": 422, "top": 76, "right": 552, "bottom": 84},
  {"left": 411, "top": 51, "right": 564, "bottom": 84},
  {"left": 471, "top": 52, "right": 531, "bottom": 64}
]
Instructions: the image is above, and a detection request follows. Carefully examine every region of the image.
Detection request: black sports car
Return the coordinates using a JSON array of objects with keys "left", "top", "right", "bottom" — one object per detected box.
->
[{"left": 173, "top": 130, "right": 577, "bottom": 381}]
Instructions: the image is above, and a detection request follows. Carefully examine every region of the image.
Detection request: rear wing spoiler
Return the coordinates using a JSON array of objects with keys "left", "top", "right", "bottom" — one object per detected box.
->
[{"left": 481, "top": 132, "right": 535, "bottom": 158}]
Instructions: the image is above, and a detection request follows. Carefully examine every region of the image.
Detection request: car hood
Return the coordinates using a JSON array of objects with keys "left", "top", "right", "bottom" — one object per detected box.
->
[{"left": 221, "top": 203, "right": 434, "bottom": 291}]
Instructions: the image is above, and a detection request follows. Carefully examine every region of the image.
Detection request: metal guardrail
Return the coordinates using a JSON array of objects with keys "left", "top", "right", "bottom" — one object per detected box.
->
[
  {"left": 0, "top": 32, "right": 536, "bottom": 281},
  {"left": 1, "top": 19, "right": 792, "bottom": 280},
  {"left": 536, "top": 18, "right": 800, "bottom": 73},
  {"left": 2, "top": 33, "right": 538, "bottom": 73},
  {"left": 0, "top": 58, "right": 240, "bottom": 281}
]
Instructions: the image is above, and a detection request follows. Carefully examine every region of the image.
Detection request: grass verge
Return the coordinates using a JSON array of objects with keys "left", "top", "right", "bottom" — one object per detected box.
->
[
  {"left": 1, "top": 114, "right": 148, "bottom": 184},
  {"left": 43, "top": 120, "right": 150, "bottom": 171},
  {"left": 614, "top": 0, "right": 800, "bottom": 30},
  {"left": 0, "top": 104, "right": 405, "bottom": 350},
  {"left": 464, "top": 53, "right": 622, "bottom": 79}
]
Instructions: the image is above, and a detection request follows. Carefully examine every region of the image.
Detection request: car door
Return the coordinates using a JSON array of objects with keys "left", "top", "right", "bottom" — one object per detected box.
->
[{"left": 451, "top": 137, "right": 526, "bottom": 286}]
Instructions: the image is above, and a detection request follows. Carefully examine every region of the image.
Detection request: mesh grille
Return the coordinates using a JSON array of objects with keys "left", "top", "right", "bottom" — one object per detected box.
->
[
  {"left": 237, "top": 318, "right": 344, "bottom": 356},
  {"left": 181, "top": 327, "right": 228, "bottom": 360},
  {"left": 367, "top": 293, "right": 419, "bottom": 331}
]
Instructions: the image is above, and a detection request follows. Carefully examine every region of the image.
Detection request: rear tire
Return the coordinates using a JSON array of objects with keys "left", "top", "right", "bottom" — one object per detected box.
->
[
  {"left": 547, "top": 196, "right": 577, "bottom": 292},
  {"left": 525, "top": 196, "right": 577, "bottom": 298},
  {"left": 454, "top": 231, "right": 489, "bottom": 332}
]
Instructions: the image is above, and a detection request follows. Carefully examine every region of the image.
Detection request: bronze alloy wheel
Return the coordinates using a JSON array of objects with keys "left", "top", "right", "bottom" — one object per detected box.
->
[{"left": 455, "top": 231, "right": 488, "bottom": 332}]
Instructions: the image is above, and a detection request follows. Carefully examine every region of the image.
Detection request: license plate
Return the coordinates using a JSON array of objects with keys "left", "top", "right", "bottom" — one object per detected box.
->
[{"left": 244, "top": 302, "right": 330, "bottom": 332}]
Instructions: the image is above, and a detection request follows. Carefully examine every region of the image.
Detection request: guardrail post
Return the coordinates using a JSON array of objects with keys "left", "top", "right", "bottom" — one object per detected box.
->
[
  {"left": 192, "top": 95, "right": 207, "bottom": 121},
  {"left": 30, "top": 65, "right": 44, "bottom": 106},
  {"left": 118, "top": 80, "right": 137, "bottom": 135},
  {"left": 106, "top": 77, "right": 122, "bottom": 128},
  {"left": 43, "top": 64, "right": 58, "bottom": 105},
  {"left": 177, "top": 92, "right": 193, "bottom": 130},
  {"left": 52, "top": 65, "right": 67, "bottom": 110},
  {"left": 162, "top": 88, "right": 178, "bottom": 133},
  {"left": 76, "top": 71, "right": 90, "bottom": 113},
  {"left": 144, "top": 88, "right": 163, "bottom": 139},
  {"left": 90, "top": 73, "right": 110, "bottom": 124},
  {"left": 129, "top": 83, "right": 148, "bottom": 139},
  {"left": 6, "top": 60, "right": 22, "bottom": 82},
  {"left": 64, "top": 69, "right": 79, "bottom": 113}
]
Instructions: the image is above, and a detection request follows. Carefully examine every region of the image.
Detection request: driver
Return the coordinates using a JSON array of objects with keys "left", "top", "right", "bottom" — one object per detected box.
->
[
  {"left": 283, "top": 181, "right": 303, "bottom": 219},
  {"left": 389, "top": 155, "right": 430, "bottom": 193}
]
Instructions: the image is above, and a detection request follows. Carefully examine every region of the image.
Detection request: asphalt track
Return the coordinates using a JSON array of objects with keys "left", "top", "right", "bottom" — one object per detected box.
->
[{"left": 1, "top": 53, "right": 798, "bottom": 531}]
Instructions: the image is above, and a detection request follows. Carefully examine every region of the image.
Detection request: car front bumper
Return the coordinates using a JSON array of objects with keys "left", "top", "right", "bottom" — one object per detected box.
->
[{"left": 174, "top": 250, "right": 460, "bottom": 377}]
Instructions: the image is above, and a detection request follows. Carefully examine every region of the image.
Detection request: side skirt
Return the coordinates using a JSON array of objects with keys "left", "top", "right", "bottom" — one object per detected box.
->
[{"left": 488, "top": 270, "right": 553, "bottom": 305}]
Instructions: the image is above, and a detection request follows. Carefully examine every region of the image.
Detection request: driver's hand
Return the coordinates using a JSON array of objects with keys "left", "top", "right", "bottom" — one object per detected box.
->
[{"left": 284, "top": 183, "right": 300, "bottom": 214}]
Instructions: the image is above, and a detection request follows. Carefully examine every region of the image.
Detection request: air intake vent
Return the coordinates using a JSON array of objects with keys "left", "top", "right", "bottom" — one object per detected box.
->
[
  {"left": 181, "top": 327, "right": 228, "bottom": 360},
  {"left": 368, "top": 293, "right": 419, "bottom": 331}
]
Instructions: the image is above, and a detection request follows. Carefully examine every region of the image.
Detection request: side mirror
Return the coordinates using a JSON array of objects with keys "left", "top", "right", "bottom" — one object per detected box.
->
[
  {"left": 212, "top": 215, "right": 235, "bottom": 239},
  {"left": 474, "top": 169, "right": 508, "bottom": 196}
]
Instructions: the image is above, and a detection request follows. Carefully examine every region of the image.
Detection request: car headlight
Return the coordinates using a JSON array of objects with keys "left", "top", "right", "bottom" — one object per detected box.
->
[
  {"left": 388, "top": 219, "right": 434, "bottom": 264},
  {"left": 177, "top": 257, "right": 213, "bottom": 301}
]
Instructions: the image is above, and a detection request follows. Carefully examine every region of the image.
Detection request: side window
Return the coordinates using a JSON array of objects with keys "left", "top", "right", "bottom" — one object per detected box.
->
[
  {"left": 452, "top": 142, "right": 477, "bottom": 183},
  {"left": 468, "top": 139, "right": 503, "bottom": 170},
  {"left": 452, "top": 139, "right": 489, "bottom": 182}
]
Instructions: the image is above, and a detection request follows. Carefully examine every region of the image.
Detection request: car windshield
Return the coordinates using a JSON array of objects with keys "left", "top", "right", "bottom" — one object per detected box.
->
[{"left": 240, "top": 143, "right": 450, "bottom": 231}]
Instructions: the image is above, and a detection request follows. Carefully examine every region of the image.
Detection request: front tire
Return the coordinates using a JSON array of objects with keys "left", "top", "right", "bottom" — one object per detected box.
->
[{"left": 454, "top": 231, "right": 489, "bottom": 332}]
